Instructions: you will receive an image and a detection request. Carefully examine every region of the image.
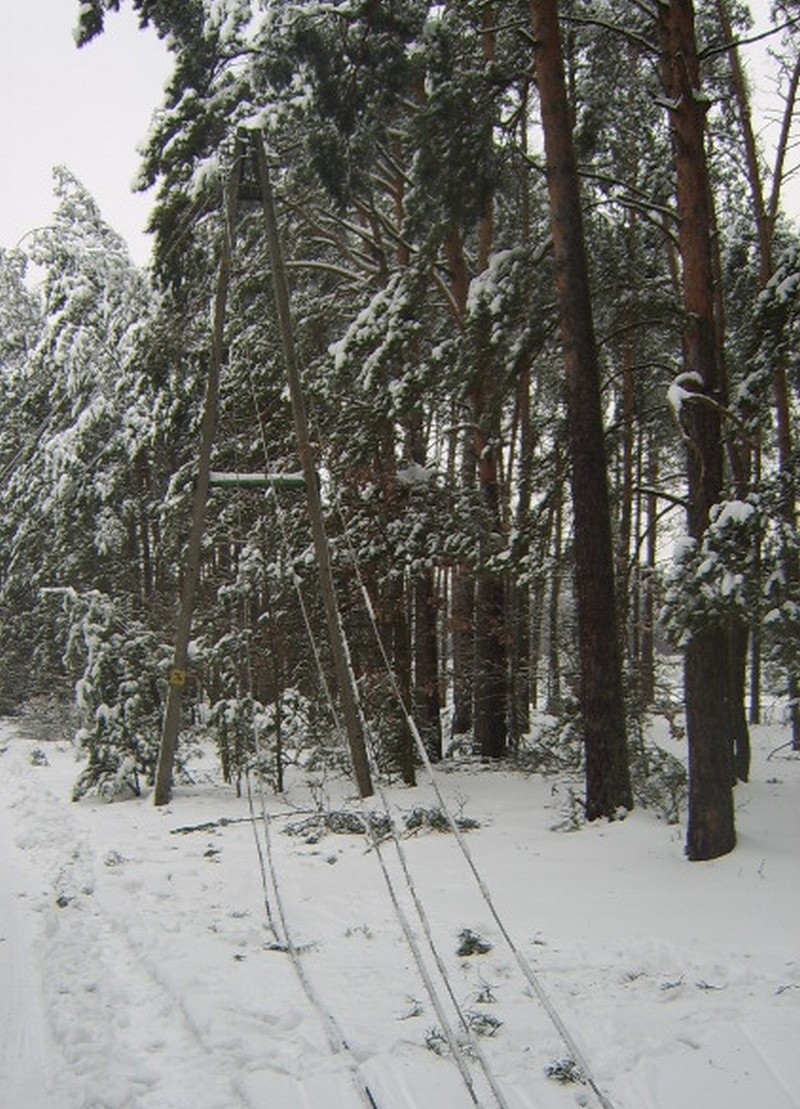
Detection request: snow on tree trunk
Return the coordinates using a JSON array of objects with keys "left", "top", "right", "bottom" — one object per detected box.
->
[
  {"left": 530, "top": 0, "right": 632, "bottom": 819},
  {"left": 659, "top": 0, "right": 735, "bottom": 860}
]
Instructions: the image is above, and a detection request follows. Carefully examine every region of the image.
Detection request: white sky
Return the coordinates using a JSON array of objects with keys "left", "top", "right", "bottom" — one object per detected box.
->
[
  {"left": 0, "top": 1, "right": 794, "bottom": 269},
  {"left": 0, "top": 0, "right": 170, "bottom": 265}
]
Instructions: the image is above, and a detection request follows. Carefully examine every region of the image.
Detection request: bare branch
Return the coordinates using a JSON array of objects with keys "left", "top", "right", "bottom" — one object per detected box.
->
[
  {"left": 700, "top": 16, "right": 800, "bottom": 61},
  {"left": 560, "top": 14, "right": 658, "bottom": 56},
  {"left": 769, "top": 52, "right": 800, "bottom": 229}
]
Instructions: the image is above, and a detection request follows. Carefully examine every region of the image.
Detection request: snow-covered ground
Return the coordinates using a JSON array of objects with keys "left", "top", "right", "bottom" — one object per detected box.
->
[{"left": 1, "top": 711, "right": 798, "bottom": 1109}]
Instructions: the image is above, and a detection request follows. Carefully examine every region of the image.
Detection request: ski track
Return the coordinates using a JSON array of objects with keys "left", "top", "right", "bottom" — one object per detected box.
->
[
  {"left": 3, "top": 741, "right": 251, "bottom": 1109},
  {"left": 2, "top": 718, "right": 799, "bottom": 1109},
  {"left": 0, "top": 811, "right": 67, "bottom": 1108},
  {"left": 0, "top": 735, "right": 377, "bottom": 1109},
  {"left": 0, "top": 730, "right": 517, "bottom": 1109}
]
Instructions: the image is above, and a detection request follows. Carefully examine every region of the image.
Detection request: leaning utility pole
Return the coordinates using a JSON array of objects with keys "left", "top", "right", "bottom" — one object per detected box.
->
[
  {"left": 153, "top": 141, "right": 244, "bottom": 806},
  {"left": 252, "top": 129, "right": 373, "bottom": 798}
]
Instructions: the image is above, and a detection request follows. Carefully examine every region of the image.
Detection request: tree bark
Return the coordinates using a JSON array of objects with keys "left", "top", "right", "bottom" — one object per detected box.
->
[
  {"left": 510, "top": 367, "right": 533, "bottom": 746},
  {"left": 728, "top": 620, "right": 750, "bottom": 782},
  {"left": 405, "top": 413, "right": 442, "bottom": 763},
  {"left": 471, "top": 160, "right": 508, "bottom": 760},
  {"left": 546, "top": 473, "right": 563, "bottom": 716},
  {"left": 659, "top": 0, "right": 735, "bottom": 858},
  {"left": 639, "top": 435, "right": 658, "bottom": 709},
  {"left": 530, "top": 0, "right": 632, "bottom": 818},
  {"left": 391, "top": 574, "right": 416, "bottom": 786},
  {"left": 473, "top": 392, "right": 508, "bottom": 759},
  {"left": 414, "top": 569, "right": 442, "bottom": 761},
  {"left": 615, "top": 337, "right": 636, "bottom": 651},
  {"left": 709, "top": 140, "right": 752, "bottom": 783},
  {"left": 451, "top": 431, "right": 475, "bottom": 739},
  {"left": 444, "top": 228, "right": 476, "bottom": 741}
]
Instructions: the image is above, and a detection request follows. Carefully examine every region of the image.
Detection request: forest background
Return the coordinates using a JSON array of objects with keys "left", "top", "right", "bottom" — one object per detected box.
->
[{"left": 1, "top": 0, "right": 799, "bottom": 862}]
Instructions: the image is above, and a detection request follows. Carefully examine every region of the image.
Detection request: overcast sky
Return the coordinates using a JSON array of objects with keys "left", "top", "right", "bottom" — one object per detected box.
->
[
  {"left": 0, "top": 0, "right": 169, "bottom": 265},
  {"left": 0, "top": 1, "right": 794, "bottom": 270}
]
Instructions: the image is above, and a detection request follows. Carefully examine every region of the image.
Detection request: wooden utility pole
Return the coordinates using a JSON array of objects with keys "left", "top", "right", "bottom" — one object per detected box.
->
[
  {"left": 153, "top": 142, "right": 244, "bottom": 806},
  {"left": 252, "top": 129, "right": 374, "bottom": 799}
]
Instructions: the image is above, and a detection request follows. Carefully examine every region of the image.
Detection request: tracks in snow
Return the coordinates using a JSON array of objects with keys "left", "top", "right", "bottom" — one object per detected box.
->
[
  {"left": 2, "top": 738, "right": 254, "bottom": 1109},
  {"left": 0, "top": 732, "right": 493, "bottom": 1109}
]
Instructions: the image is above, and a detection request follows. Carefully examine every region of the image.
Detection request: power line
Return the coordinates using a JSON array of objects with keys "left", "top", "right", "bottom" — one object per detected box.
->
[
  {"left": 323, "top": 455, "right": 618, "bottom": 1109},
  {"left": 241, "top": 351, "right": 499, "bottom": 1109}
]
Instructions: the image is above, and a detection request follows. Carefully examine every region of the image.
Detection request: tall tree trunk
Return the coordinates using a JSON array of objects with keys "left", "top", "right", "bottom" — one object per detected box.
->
[
  {"left": 615, "top": 337, "right": 636, "bottom": 652},
  {"left": 406, "top": 413, "right": 442, "bottom": 763},
  {"left": 392, "top": 574, "right": 416, "bottom": 786},
  {"left": 472, "top": 373, "right": 507, "bottom": 758},
  {"left": 659, "top": 0, "right": 735, "bottom": 859},
  {"left": 629, "top": 425, "right": 644, "bottom": 684},
  {"left": 510, "top": 368, "right": 533, "bottom": 746},
  {"left": 530, "top": 0, "right": 632, "bottom": 818},
  {"left": 717, "top": 0, "right": 800, "bottom": 747},
  {"left": 529, "top": 570, "right": 545, "bottom": 712},
  {"left": 451, "top": 428, "right": 475, "bottom": 739},
  {"left": 639, "top": 435, "right": 659, "bottom": 709},
  {"left": 728, "top": 620, "right": 750, "bottom": 782},
  {"left": 471, "top": 123, "right": 508, "bottom": 758},
  {"left": 530, "top": 484, "right": 558, "bottom": 712},
  {"left": 473, "top": 376, "right": 508, "bottom": 759},
  {"left": 513, "top": 86, "right": 535, "bottom": 737},
  {"left": 444, "top": 211, "right": 510, "bottom": 758},
  {"left": 750, "top": 442, "right": 762, "bottom": 725},
  {"left": 709, "top": 144, "right": 751, "bottom": 783},
  {"left": 414, "top": 570, "right": 442, "bottom": 761},
  {"left": 445, "top": 229, "right": 476, "bottom": 741},
  {"left": 546, "top": 472, "right": 564, "bottom": 716}
]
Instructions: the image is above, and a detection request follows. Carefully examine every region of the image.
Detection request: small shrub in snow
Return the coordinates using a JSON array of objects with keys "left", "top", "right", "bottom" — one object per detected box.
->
[
  {"left": 515, "top": 709, "right": 584, "bottom": 777},
  {"left": 464, "top": 1010, "right": 502, "bottom": 1037},
  {"left": 283, "top": 809, "right": 392, "bottom": 842},
  {"left": 283, "top": 804, "right": 479, "bottom": 843},
  {"left": 404, "top": 805, "right": 480, "bottom": 834},
  {"left": 344, "top": 923, "right": 373, "bottom": 939},
  {"left": 423, "top": 1012, "right": 501, "bottom": 1058},
  {"left": 545, "top": 1058, "right": 585, "bottom": 1085},
  {"left": 472, "top": 978, "right": 497, "bottom": 1005},
  {"left": 400, "top": 997, "right": 424, "bottom": 1019},
  {"left": 549, "top": 782, "right": 586, "bottom": 832},
  {"left": 629, "top": 738, "right": 687, "bottom": 824},
  {"left": 456, "top": 928, "right": 492, "bottom": 956},
  {"left": 424, "top": 1027, "right": 449, "bottom": 1056}
]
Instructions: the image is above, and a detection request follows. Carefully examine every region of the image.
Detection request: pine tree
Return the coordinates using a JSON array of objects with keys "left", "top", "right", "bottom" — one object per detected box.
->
[
  {"left": 530, "top": 0, "right": 632, "bottom": 819},
  {"left": 658, "top": 0, "right": 736, "bottom": 860},
  {"left": 0, "top": 170, "right": 157, "bottom": 708}
]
